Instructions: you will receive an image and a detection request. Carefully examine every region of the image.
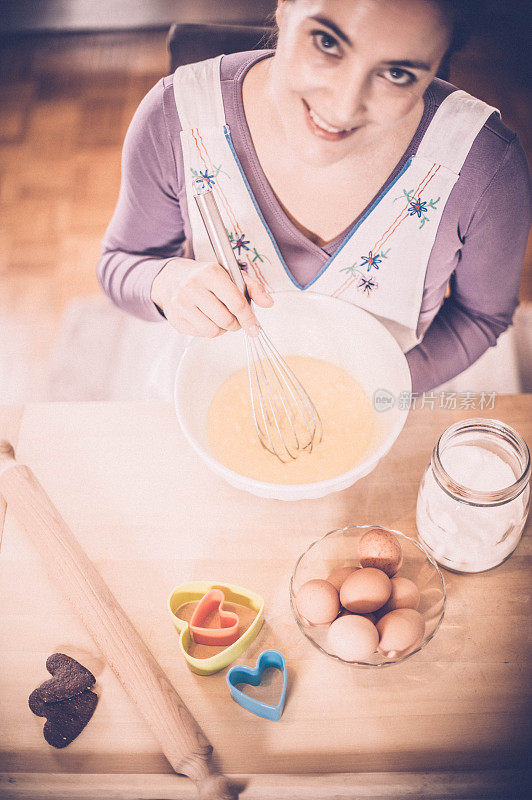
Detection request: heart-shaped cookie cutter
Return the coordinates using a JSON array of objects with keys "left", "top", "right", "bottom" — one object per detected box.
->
[
  {"left": 189, "top": 588, "right": 239, "bottom": 646},
  {"left": 168, "top": 581, "right": 265, "bottom": 676},
  {"left": 226, "top": 649, "right": 287, "bottom": 721}
]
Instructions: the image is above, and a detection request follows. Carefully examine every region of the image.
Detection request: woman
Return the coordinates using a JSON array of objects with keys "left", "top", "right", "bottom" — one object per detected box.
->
[{"left": 98, "top": 0, "right": 531, "bottom": 394}]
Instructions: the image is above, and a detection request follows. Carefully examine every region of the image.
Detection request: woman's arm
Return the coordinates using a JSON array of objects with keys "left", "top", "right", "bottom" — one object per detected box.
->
[
  {"left": 97, "top": 78, "right": 186, "bottom": 322},
  {"left": 97, "top": 76, "right": 272, "bottom": 335},
  {"left": 406, "top": 134, "right": 531, "bottom": 393}
]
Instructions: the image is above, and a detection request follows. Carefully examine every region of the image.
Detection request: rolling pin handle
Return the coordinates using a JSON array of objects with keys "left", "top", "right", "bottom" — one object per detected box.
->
[
  {"left": 195, "top": 773, "right": 237, "bottom": 800},
  {"left": 177, "top": 749, "right": 236, "bottom": 799}
]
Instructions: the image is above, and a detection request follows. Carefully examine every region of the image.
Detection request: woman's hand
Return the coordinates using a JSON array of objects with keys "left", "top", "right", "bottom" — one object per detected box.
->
[{"left": 150, "top": 257, "right": 273, "bottom": 338}]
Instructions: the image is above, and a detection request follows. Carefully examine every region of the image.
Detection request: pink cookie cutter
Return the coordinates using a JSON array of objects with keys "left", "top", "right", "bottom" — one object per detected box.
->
[{"left": 189, "top": 588, "right": 240, "bottom": 646}]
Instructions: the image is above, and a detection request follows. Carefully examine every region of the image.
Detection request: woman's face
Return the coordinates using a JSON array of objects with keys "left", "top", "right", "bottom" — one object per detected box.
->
[{"left": 270, "top": 0, "right": 451, "bottom": 165}]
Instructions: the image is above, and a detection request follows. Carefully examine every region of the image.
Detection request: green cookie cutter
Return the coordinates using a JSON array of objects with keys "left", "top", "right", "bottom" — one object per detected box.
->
[{"left": 167, "top": 581, "right": 265, "bottom": 676}]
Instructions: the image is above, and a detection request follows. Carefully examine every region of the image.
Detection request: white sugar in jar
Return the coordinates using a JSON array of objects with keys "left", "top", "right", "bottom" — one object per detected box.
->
[{"left": 416, "top": 419, "right": 530, "bottom": 573}]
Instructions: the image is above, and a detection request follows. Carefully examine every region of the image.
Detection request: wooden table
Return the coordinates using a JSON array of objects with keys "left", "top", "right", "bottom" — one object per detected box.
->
[{"left": 0, "top": 398, "right": 530, "bottom": 799}]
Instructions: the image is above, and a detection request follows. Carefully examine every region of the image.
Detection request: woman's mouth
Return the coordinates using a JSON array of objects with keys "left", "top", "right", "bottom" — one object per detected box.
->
[{"left": 303, "top": 101, "right": 357, "bottom": 141}]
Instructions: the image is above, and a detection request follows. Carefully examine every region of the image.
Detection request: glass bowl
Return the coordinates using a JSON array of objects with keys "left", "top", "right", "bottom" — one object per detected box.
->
[{"left": 289, "top": 524, "right": 446, "bottom": 667}]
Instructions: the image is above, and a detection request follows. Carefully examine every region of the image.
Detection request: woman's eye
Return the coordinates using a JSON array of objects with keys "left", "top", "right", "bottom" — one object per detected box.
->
[
  {"left": 383, "top": 67, "right": 416, "bottom": 86},
  {"left": 311, "top": 30, "right": 341, "bottom": 57}
]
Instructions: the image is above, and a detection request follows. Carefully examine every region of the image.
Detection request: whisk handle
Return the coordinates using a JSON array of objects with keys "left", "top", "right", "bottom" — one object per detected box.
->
[{"left": 193, "top": 186, "right": 248, "bottom": 296}]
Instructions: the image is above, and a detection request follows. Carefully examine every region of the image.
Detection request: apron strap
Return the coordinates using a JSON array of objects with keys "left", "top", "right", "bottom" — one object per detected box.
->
[
  {"left": 417, "top": 89, "right": 500, "bottom": 174},
  {"left": 172, "top": 55, "right": 226, "bottom": 130}
]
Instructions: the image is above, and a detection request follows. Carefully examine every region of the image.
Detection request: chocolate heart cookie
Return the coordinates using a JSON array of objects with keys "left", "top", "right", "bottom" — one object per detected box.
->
[
  {"left": 38, "top": 653, "right": 95, "bottom": 702},
  {"left": 29, "top": 687, "right": 98, "bottom": 748},
  {"left": 29, "top": 653, "right": 99, "bottom": 748}
]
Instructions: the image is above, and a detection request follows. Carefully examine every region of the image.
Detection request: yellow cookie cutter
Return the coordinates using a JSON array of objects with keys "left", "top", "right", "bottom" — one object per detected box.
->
[{"left": 167, "top": 581, "right": 265, "bottom": 676}]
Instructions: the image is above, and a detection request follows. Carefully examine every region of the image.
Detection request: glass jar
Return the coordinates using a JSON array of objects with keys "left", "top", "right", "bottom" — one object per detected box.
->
[{"left": 416, "top": 418, "right": 530, "bottom": 573}]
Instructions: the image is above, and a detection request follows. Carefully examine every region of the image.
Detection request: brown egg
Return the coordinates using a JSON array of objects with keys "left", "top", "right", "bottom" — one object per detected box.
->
[
  {"left": 380, "top": 577, "right": 421, "bottom": 615},
  {"left": 377, "top": 608, "right": 425, "bottom": 658},
  {"left": 358, "top": 528, "right": 403, "bottom": 576},
  {"left": 340, "top": 567, "right": 391, "bottom": 613},
  {"left": 326, "top": 565, "right": 359, "bottom": 591},
  {"left": 295, "top": 579, "right": 340, "bottom": 625},
  {"left": 327, "top": 614, "right": 379, "bottom": 661}
]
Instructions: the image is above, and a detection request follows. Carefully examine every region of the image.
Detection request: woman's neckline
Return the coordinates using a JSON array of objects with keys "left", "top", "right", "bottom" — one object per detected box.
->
[{"left": 230, "top": 49, "right": 436, "bottom": 256}]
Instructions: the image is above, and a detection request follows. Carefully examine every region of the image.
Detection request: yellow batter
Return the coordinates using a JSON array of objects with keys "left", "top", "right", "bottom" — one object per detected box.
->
[{"left": 207, "top": 356, "right": 380, "bottom": 484}]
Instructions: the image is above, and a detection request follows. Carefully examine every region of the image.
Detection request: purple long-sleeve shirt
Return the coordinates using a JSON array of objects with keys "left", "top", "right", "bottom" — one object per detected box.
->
[{"left": 98, "top": 50, "right": 531, "bottom": 392}]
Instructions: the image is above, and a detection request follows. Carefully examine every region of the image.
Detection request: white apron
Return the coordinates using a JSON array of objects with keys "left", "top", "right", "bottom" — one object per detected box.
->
[{"left": 147, "top": 55, "right": 498, "bottom": 397}]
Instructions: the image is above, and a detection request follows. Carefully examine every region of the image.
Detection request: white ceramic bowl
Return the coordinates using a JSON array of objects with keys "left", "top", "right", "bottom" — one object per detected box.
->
[{"left": 174, "top": 291, "right": 411, "bottom": 500}]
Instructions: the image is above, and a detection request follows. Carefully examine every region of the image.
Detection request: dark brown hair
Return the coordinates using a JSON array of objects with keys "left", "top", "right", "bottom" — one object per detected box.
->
[{"left": 435, "top": 0, "right": 484, "bottom": 79}]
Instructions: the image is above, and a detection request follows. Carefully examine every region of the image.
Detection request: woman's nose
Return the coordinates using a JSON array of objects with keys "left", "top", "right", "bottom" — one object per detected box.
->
[{"left": 331, "top": 70, "right": 369, "bottom": 127}]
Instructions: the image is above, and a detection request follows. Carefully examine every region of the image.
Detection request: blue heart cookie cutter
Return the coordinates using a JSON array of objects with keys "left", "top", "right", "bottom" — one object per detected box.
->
[{"left": 226, "top": 649, "right": 287, "bottom": 721}]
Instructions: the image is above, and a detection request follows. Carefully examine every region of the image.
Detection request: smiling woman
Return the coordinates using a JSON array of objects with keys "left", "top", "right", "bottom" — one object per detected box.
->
[
  {"left": 264, "top": 0, "right": 450, "bottom": 162},
  {"left": 97, "top": 0, "right": 531, "bottom": 394}
]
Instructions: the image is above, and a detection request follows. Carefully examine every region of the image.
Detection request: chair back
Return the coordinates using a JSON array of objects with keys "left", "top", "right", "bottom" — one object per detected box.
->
[{"left": 167, "top": 23, "right": 274, "bottom": 72}]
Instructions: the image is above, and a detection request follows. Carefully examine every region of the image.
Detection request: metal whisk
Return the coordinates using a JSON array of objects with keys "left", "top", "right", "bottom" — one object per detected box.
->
[{"left": 193, "top": 182, "right": 323, "bottom": 463}]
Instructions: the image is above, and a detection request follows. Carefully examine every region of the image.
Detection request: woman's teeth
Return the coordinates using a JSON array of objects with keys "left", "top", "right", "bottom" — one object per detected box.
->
[{"left": 308, "top": 107, "right": 347, "bottom": 134}]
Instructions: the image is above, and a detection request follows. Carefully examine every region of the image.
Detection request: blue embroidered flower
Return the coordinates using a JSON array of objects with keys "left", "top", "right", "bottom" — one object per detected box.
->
[
  {"left": 232, "top": 235, "right": 250, "bottom": 255},
  {"left": 199, "top": 169, "right": 215, "bottom": 187},
  {"left": 360, "top": 251, "right": 382, "bottom": 272},
  {"left": 408, "top": 198, "right": 428, "bottom": 218}
]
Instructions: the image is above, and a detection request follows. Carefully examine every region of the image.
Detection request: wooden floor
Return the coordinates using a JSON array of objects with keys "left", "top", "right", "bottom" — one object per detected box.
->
[
  {"left": 0, "top": 30, "right": 530, "bottom": 403},
  {"left": 0, "top": 31, "right": 168, "bottom": 311}
]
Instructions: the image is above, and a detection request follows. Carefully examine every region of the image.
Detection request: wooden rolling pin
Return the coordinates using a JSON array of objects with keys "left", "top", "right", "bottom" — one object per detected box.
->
[{"left": 0, "top": 441, "right": 235, "bottom": 800}]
